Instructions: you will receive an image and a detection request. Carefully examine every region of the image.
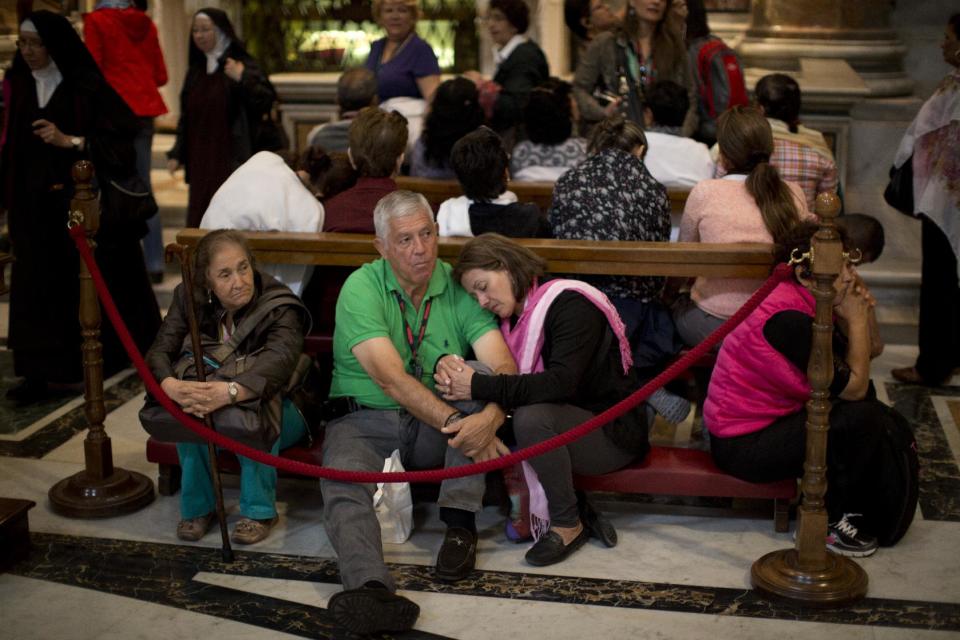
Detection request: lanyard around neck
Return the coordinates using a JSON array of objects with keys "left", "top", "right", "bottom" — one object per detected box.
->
[{"left": 394, "top": 291, "right": 432, "bottom": 377}]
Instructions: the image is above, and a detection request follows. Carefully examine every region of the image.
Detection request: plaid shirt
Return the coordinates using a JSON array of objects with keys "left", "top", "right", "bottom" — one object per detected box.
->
[
  {"left": 714, "top": 129, "right": 838, "bottom": 213},
  {"left": 770, "top": 138, "right": 838, "bottom": 212}
]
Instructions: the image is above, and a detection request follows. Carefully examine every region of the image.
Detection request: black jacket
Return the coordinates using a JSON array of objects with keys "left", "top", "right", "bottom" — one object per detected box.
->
[
  {"left": 469, "top": 201, "right": 552, "bottom": 238},
  {"left": 471, "top": 290, "right": 649, "bottom": 455},
  {"left": 491, "top": 40, "right": 549, "bottom": 133}
]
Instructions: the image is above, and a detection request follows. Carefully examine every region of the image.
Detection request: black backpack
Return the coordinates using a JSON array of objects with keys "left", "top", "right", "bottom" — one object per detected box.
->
[{"left": 863, "top": 405, "right": 919, "bottom": 546}]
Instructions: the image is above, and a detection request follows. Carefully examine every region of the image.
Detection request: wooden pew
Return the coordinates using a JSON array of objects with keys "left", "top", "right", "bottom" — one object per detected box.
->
[
  {"left": 395, "top": 175, "right": 691, "bottom": 215},
  {"left": 146, "top": 230, "right": 794, "bottom": 529}
]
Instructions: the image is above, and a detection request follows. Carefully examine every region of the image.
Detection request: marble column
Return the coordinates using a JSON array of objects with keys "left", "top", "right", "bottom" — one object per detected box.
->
[{"left": 739, "top": 0, "right": 912, "bottom": 98}]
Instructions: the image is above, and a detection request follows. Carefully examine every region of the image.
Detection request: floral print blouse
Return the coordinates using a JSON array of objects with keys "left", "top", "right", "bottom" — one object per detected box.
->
[{"left": 549, "top": 147, "right": 671, "bottom": 301}]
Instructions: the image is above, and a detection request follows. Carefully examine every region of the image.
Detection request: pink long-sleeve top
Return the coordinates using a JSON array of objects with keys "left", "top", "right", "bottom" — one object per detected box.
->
[{"left": 678, "top": 175, "right": 812, "bottom": 319}]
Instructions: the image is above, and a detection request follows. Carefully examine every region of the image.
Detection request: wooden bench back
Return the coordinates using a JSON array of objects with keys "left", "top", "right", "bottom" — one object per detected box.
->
[
  {"left": 174, "top": 229, "right": 775, "bottom": 279},
  {"left": 394, "top": 176, "right": 690, "bottom": 215}
]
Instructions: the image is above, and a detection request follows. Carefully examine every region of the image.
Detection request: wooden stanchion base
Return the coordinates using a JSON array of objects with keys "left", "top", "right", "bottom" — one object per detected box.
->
[
  {"left": 752, "top": 548, "right": 868, "bottom": 607},
  {"left": 49, "top": 469, "right": 154, "bottom": 519}
]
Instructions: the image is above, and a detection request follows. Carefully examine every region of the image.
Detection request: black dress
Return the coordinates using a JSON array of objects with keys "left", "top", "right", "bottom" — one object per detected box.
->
[
  {"left": 0, "top": 10, "right": 160, "bottom": 385},
  {"left": 168, "top": 39, "right": 276, "bottom": 227}
]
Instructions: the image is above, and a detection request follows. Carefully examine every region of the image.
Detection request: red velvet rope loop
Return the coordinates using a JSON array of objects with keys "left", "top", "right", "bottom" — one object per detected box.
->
[{"left": 69, "top": 224, "right": 792, "bottom": 483}]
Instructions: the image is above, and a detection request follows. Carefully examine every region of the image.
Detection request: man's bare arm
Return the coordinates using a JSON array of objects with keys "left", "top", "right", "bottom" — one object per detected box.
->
[{"left": 352, "top": 337, "right": 458, "bottom": 430}]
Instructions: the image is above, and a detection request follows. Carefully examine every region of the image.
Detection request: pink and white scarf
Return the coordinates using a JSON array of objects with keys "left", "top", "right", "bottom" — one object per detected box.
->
[
  {"left": 894, "top": 69, "right": 960, "bottom": 276},
  {"left": 502, "top": 278, "right": 633, "bottom": 540}
]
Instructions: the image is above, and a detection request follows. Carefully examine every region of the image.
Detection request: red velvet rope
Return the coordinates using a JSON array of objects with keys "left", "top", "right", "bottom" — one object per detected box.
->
[{"left": 69, "top": 224, "right": 792, "bottom": 483}]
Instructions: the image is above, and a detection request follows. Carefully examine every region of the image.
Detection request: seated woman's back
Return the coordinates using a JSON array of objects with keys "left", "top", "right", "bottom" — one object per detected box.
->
[
  {"left": 510, "top": 78, "right": 587, "bottom": 182},
  {"left": 680, "top": 176, "right": 808, "bottom": 317},
  {"left": 550, "top": 115, "right": 670, "bottom": 303},
  {"left": 409, "top": 77, "right": 484, "bottom": 178},
  {"left": 677, "top": 106, "right": 811, "bottom": 323}
]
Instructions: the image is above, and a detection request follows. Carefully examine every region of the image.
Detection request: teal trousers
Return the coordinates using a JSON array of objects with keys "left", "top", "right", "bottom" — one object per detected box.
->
[{"left": 177, "top": 399, "right": 307, "bottom": 520}]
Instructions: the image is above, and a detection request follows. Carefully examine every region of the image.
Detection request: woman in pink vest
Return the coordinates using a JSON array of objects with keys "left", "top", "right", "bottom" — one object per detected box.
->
[
  {"left": 434, "top": 234, "right": 686, "bottom": 567},
  {"left": 705, "top": 222, "right": 910, "bottom": 558}
]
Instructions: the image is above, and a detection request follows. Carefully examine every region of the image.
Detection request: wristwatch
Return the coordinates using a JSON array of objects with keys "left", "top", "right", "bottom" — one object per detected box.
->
[
  {"left": 69, "top": 136, "right": 82, "bottom": 150},
  {"left": 227, "top": 381, "right": 239, "bottom": 404}
]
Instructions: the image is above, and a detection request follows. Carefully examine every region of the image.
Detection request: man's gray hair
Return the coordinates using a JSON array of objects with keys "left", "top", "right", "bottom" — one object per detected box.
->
[
  {"left": 337, "top": 68, "right": 378, "bottom": 113},
  {"left": 373, "top": 190, "right": 434, "bottom": 241}
]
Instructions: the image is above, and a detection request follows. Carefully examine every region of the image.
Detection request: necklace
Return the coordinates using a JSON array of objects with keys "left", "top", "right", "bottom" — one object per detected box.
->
[{"left": 381, "top": 32, "right": 413, "bottom": 66}]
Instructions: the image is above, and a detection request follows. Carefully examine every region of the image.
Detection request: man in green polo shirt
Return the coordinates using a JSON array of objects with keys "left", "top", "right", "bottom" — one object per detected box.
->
[{"left": 322, "top": 190, "right": 516, "bottom": 635}]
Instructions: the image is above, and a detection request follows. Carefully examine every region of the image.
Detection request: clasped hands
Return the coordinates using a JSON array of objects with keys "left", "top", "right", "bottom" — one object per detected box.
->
[
  {"left": 160, "top": 377, "right": 233, "bottom": 419},
  {"left": 434, "top": 355, "right": 509, "bottom": 462}
]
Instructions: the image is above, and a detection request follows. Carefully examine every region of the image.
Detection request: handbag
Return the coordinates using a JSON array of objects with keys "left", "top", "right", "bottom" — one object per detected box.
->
[
  {"left": 98, "top": 172, "right": 158, "bottom": 240},
  {"left": 883, "top": 155, "right": 915, "bottom": 217},
  {"left": 138, "top": 289, "right": 305, "bottom": 451}
]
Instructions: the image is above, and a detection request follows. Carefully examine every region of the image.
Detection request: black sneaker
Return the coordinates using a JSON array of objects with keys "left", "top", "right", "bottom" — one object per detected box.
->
[
  {"left": 434, "top": 526, "right": 477, "bottom": 581},
  {"left": 826, "top": 513, "right": 878, "bottom": 557},
  {"left": 327, "top": 586, "right": 419, "bottom": 635}
]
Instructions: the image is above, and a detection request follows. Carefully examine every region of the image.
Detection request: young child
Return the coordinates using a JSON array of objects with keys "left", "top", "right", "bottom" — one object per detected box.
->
[{"left": 437, "top": 128, "right": 551, "bottom": 238}]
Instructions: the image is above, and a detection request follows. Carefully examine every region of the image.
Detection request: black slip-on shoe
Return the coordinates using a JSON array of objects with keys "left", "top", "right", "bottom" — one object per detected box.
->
[
  {"left": 524, "top": 528, "right": 590, "bottom": 567},
  {"left": 434, "top": 526, "right": 477, "bottom": 582},
  {"left": 579, "top": 497, "right": 618, "bottom": 548},
  {"left": 327, "top": 587, "right": 420, "bottom": 635}
]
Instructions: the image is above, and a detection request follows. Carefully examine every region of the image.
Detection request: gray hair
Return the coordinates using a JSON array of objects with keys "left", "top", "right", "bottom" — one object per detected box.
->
[
  {"left": 337, "top": 68, "right": 377, "bottom": 112},
  {"left": 373, "top": 190, "right": 433, "bottom": 241}
]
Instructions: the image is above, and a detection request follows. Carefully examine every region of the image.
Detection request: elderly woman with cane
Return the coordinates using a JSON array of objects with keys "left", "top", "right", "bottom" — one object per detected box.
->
[{"left": 143, "top": 230, "right": 310, "bottom": 545}]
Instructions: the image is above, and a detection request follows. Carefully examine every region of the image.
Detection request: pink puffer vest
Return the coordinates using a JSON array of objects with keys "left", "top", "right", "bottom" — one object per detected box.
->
[{"left": 704, "top": 280, "right": 815, "bottom": 438}]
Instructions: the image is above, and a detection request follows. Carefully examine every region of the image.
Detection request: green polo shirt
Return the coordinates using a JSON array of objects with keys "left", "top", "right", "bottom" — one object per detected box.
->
[{"left": 330, "top": 258, "right": 498, "bottom": 409}]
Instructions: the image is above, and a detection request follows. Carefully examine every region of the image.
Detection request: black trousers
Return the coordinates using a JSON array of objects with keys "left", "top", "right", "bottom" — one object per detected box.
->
[
  {"left": 710, "top": 395, "right": 894, "bottom": 522},
  {"left": 916, "top": 217, "right": 960, "bottom": 383}
]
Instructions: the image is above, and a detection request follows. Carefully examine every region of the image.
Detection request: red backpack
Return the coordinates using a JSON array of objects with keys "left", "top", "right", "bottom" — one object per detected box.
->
[{"left": 695, "top": 38, "right": 748, "bottom": 119}]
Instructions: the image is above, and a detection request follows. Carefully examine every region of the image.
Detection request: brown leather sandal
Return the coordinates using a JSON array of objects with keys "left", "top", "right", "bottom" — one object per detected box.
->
[
  {"left": 176, "top": 512, "right": 215, "bottom": 541},
  {"left": 231, "top": 516, "right": 278, "bottom": 545}
]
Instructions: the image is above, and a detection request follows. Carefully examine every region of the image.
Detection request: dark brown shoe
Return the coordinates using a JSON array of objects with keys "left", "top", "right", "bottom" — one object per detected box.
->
[
  {"left": 891, "top": 366, "right": 924, "bottom": 384},
  {"left": 327, "top": 587, "right": 419, "bottom": 635},
  {"left": 891, "top": 366, "right": 952, "bottom": 386}
]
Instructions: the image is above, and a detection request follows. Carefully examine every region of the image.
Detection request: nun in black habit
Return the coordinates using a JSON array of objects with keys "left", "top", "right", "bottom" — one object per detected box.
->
[
  {"left": 166, "top": 8, "right": 277, "bottom": 228},
  {"left": 0, "top": 10, "right": 161, "bottom": 405}
]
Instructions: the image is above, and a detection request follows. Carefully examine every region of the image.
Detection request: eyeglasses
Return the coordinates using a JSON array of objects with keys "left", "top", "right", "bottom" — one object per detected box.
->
[{"left": 15, "top": 39, "right": 46, "bottom": 51}]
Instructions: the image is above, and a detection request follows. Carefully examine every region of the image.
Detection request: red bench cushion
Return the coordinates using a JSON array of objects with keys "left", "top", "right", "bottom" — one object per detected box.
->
[{"left": 573, "top": 446, "right": 796, "bottom": 499}]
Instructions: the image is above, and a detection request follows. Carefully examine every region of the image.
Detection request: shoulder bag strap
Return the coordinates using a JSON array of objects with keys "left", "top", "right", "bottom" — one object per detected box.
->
[{"left": 208, "top": 289, "right": 304, "bottom": 363}]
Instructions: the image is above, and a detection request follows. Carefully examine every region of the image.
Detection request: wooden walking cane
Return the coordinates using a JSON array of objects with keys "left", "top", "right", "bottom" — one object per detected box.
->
[{"left": 166, "top": 243, "right": 234, "bottom": 563}]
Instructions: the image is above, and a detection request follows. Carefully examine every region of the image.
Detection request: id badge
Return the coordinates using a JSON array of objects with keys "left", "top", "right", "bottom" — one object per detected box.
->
[{"left": 412, "top": 360, "right": 423, "bottom": 381}]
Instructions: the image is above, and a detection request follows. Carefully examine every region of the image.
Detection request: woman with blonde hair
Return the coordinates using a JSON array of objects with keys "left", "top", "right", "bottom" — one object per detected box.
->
[
  {"left": 364, "top": 0, "right": 440, "bottom": 103},
  {"left": 672, "top": 105, "right": 812, "bottom": 347}
]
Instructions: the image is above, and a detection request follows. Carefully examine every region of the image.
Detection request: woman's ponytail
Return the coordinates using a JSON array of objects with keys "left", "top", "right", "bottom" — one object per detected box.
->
[
  {"left": 746, "top": 161, "right": 799, "bottom": 246},
  {"left": 717, "top": 106, "right": 800, "bottom": 246}
]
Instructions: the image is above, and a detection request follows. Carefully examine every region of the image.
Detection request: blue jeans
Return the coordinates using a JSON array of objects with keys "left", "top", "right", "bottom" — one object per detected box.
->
[
  {"left": 134, "top": 118, "right": 164, "bottom": 275},
  {"left": 177, "top": 399, "right": 307, "bottom": 520},
  {"left": 610, "top": 297, "right": 682, "bottom": 371}
]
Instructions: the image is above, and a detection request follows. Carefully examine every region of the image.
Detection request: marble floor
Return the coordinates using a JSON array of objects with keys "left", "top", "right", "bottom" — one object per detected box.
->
[{"left": 1, "top": 340, "right": 959, "bottom": 639}]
